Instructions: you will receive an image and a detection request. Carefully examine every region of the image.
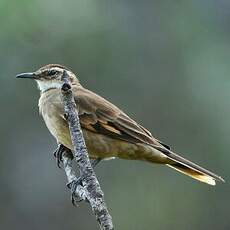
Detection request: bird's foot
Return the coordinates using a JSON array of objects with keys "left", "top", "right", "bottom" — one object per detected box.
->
[
  {"left": 53, "top": 144, "right": 65, "bottom": 168},
  {"left": 53, "top": 144, "right": 73, "bottom": 168}
]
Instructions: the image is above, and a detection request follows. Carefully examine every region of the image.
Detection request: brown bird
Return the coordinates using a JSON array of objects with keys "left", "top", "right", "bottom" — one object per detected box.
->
[{"left": 17, "top": 64, "right": 224, "bottom": 185}]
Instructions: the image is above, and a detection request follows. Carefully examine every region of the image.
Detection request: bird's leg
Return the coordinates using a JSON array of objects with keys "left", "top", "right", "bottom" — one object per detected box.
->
[
  {"left": 53, "top": 144, "right": 73, "bottom": 168},
  {"left": 54, "top": 145, "right": 101, "bottom": 169}
]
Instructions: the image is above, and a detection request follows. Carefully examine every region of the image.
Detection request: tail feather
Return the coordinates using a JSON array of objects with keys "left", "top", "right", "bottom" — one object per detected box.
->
[
  {"left": 167, "top": 163, "right": 216, "bottom": 185},
  {"left": 164, "top": 150, "right": 224, "bottom": 185}
]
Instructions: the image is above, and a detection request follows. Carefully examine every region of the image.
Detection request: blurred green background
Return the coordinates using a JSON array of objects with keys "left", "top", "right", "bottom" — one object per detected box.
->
[{"left": 0, "top": 0, "right": 229, "bottom": 229}]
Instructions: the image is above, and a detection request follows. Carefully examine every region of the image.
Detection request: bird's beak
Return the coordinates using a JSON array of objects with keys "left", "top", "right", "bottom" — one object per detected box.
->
[{"left": 16, "top": 72, "right": 37, "bottom": 79}]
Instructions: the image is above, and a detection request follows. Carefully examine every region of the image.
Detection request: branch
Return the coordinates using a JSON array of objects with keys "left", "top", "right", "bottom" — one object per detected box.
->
[{"left": 61, "top": 71, "right": 114, "bottom": 230}]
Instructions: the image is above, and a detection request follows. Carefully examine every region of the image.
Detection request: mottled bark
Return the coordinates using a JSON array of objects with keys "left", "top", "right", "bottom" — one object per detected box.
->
[{"left": 61, "top": 70, "right": 114, "bottom": 230}]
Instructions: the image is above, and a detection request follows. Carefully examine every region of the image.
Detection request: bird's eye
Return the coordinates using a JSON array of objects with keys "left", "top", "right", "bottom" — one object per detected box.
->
[{"left": 47, "top": 69, "right": 58, "bottom": 76}]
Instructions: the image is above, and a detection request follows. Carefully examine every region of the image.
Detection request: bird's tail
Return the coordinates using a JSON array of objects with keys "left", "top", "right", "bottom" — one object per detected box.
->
[{"left": 164, "top": 150, "right": 224, "bottom": 185}]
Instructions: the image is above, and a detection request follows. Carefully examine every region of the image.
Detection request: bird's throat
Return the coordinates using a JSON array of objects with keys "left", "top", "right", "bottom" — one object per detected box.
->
[{"left": 36, "top": 80, "right": 63, "bottom": 93}]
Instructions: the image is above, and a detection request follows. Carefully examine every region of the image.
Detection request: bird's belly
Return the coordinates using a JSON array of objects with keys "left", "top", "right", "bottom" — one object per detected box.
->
[
  {"left": 43, "top": 114, "right": 167, "bottom": 162},
  {"left": 84, "top": 130, "right": 167, "bottom": 163},
  {"left": 43, "top": 113, "right": 70, "bottom": 148},
  {"left": 83, "top": 130, "right": 140, "bottom": 159}
]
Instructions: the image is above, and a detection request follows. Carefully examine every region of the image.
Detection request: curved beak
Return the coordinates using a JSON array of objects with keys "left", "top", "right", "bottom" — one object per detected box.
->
[{"left": 16, "top": 72, "right": 36, "bottom": 79}]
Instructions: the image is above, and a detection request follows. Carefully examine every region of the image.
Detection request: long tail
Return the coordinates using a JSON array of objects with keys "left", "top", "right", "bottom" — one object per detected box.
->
[
  {"left": 150, "top": 145, "right": 225, "bottom": 185},
  {"left": 164, "top": 150, "right": 224, "bottom": 185}
]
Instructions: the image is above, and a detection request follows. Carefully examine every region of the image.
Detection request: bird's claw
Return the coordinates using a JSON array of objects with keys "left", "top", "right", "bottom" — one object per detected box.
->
[
  {"left": 54, "top": 145, "right": 102, "bottom": 205},
  {"left": 53, "top": 144, "right": 65, "bottom": 168},
  {"left": 53, "top": 144, "right": 73, "bottom": 168}
]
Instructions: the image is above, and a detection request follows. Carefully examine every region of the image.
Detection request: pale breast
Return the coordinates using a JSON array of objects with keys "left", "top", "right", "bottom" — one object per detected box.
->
[{"left": 39, "top": 89, "right": 72, "bottom": 148}]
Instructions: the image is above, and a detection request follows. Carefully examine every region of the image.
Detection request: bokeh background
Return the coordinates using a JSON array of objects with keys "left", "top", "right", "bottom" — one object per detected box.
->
[{"left": 0, "top": 0, "right": 230, "bottom": 229}]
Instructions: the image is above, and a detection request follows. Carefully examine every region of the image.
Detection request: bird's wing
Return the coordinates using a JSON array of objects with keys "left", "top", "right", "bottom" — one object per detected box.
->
[
  {"left": 72, "top": 87, "right": 224, "bottom": 185},
  {"left": 73, "top": 87, "right": 170, "bottom": 149}
]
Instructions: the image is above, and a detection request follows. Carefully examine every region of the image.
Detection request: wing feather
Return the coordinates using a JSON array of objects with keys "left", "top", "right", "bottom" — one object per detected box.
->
[{"left": 74, "top": 87, "right": 170, "bottom": 149}]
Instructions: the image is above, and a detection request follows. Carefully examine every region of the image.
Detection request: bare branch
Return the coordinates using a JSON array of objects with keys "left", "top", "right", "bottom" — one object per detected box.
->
[{"left": 61, "top": 70, "right": 114, "bottom": 230}]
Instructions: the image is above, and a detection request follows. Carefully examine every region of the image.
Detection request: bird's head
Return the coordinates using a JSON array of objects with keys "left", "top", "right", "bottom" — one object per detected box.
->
[{"left": 16, "top": 64, "right": 79, "bottom": 93}]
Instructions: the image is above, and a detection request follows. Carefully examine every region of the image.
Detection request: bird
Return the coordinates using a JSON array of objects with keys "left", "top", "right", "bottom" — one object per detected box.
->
[{"left": 16, "top": 64, "right": 224, "bottom": 186}]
